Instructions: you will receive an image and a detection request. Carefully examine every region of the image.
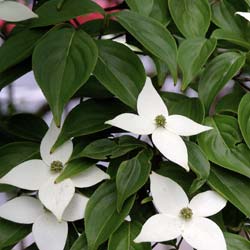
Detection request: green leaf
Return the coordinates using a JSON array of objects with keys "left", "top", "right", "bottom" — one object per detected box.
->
[
  {"left": 31, "top": 0, "right": 104, "bottom": 27},
  {"left": 33, "top": 25, "right": 98, "bottom": 126},
  {"left": 4, "top": 114, "right": 48, "bottom": 141},
  {"left": 245, "top": 0, "right": 250, "bottom": 6},
  {"left": 125, "top": 0, "right": 154, "bottom": 16},
  {"left": 149, "top": 0, "right": 170, "bottom": 25},
  {"left": 224, "top": 232, "right": 250, "bottom": 250},
  {"left": 186, "top": 141, "right": 210, "bottom": 194},
  {"left": 52, "top": 98, "right": 129, "bottom": 150},
  {"left": 85, "top": 181, "right": 135, "bottom": 250},
  {"left": 198, "top": 52, "right": 245, "bottom": 112},
  {"left": 161, "top": 92, "right": 205, "bottom": 123},
  {"left": 198, "top": 115, "right": 250, "bottom": 178},
  {"left": 0, "top": 29, "right": 44, "bottom": 74},
  {"left": 70, "top": 234, "right": 88, "bottom": 250},
  {"left": 208, "top": 166, "right": 250, "bottom": 217},
  {"left": 55, "top": 158, "right": 96, "bottom": 183},
  {"left": 211, "top": 29, "right": 250, "bottom": 50},
  {"left": 115, "top": 10, "right": 178, "bottom": 82},
  {"left": 75, "top": 136, "right": 146, "bottom": 160},
  {"left": 0, "top": 59, "right": 31, "bottom": 90},
  {"left": 108, "top": 221, "right": 151, "bottom": 250},
  {"left": 0, "top": 219, "right": 31, "bottom": 248},
  {"left": 116, "top": 149, "right": 152, "bottom": 211},
  {"left": 238, "top": 93, "right": 250, "bottom": 150},
  {"left": 94, "top": 40, "right": 146, "bottom": 110},
  {"left": 168, "top": 0, "right": 211, "bottom": 38},
  {"left": 178, "top": 38, "right": 217, "bottom": 89},
  {"left": 0, "top": 142, "right": 40, "bottom": 177}
]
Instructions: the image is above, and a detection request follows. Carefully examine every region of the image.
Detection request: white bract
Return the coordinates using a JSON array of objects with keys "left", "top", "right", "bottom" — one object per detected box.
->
[
  {"left": 0, "top": 0, "right": 38, "bottom": 22},
  {"left": 135, "top": 172, "right": 227, "bottom": 250},
  {"left": 0, "top": 122, "right": 109, "bottom": 220},
  {"left": 236, "top": 12, "right": 250, "bottom": 22},
  {"left": 105, "top": 78, "right": 212, "bottom": 171},
  {"left": 0, "top": 195, "right": 88, "bottom": 250}
]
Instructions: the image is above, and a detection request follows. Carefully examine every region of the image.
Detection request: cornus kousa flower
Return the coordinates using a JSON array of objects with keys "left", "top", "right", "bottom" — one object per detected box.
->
[
  {"left": 0, "top": 0, "right": 38, "bottom": 22},
  {"left": 105, "top": 78, "right": 212, "bottom": 170},
  {"left": 0, "top": 122, "right": 109, "bottom": 220},
  {"left": 0, "top": 195, "right": 88, "bottom": 250},
  {"left": 235, "top": 11, "right": 250, "bottom": 22},
  {"left": 135, "top": 172, "right": 227, "bottom": 250}
]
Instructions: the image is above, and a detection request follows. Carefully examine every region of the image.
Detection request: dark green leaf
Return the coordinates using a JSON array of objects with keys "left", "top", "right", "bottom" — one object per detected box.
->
[
  {"left": 168, "top": 0, "right": 211, "bottom": 38},
  {"left": 198, "top": 115, "right": 250, "bottom": 178},
  {"left": 0, "top": 142, "right": 40, "bottom": 177},
  {"left": 70, "top": 233, "right": 88, "bottom": 250},
  {"left": 0, "top": 29, "right": 44, "bottom": 74},
  {"left": 161, "top": 92, "right": 205, "bottom": 123},
  {"left": 224, "top": 232, "right": 250, "bottom": 250},
  {"left": 208, "top": 167, "right": 250, "bottom": 217},
  {"left": 31, "top": 0, "right": 104, "bottom": 27},
  {"left": 4, "top": 114, "right": 48, "bottom": 141},
  {"left": 33, "top": 25, "right": 98, "bottom": 126},
  {"left": 75, "top": 136, "right": 146, "bottom": 160},
  {"left": 238, "top": 93, "right": 250, "bottom": 149},
  {"left": 125, "top": 0, "right": 154, "bottom": 16},
  {"left": 149, "top": 0, "right": 170, "bottom": 25},
  {"left": 116, "top": 150, "right": 152, "bottom": 211},
  {"left": 55, "top": 158, "right": 96, "bottom": 183},
  {"left": 108, "top": 221, "right": 151, "bottom": 250},
  {"left": 0, "top": 219, "right": 31, "bottom": 248},
  {"left": 178, "top": 38, "right": 217, "bottom": 89},
  {"left": 85, "top": 181, "right": 135, "bottom": 250},
  {"left": 115, "top": 10, "right": 178, "bottom": 81},
  {"left": 52, "top": 98, "right": 129, "bottom": 150},
  {"left": 186, "top": 141, "right": 210, "bottom": 194},
  {"left": 198, "top": 52, "right": 245, "bottom": 112},
  {"left": 94, "top": 40, "right": 146, "bottom": 110}
]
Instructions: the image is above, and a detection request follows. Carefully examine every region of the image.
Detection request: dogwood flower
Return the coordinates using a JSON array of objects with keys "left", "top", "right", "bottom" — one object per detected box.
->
[
  {"left": 0, "top": 0, "right": 38, "bottom": 22},
  {"left": 0, "top": 195, "right": 88, "bottom": 250},
  {"left": 236, "top": 12, "right": 250, "bottom": 22},
  {"left": 0, "top": 122, "right": 109, "bottom": 220},
  {"left": 105, "top": 78, "right": 212, "bottom": 170},
  {"left": 135, "top": 172, "right": 227, "bottom": 250}
]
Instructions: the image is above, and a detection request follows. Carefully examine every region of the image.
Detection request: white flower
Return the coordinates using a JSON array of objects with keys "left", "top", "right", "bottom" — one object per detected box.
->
[
  {"left": 0, "top": 122, "right": 109, "bottom": 220},
  {"left": 0, "top": 0, "right": 38, "bottom": 22},
  {"left": 135, "top": 172, "right": 227, "bottom": 250},
  {"left": 0, "top": 195, "right": 88, "bottom": 250},
  {"left": 105, "top": 78, "right": 212, "bottom": 171},
  {"left": 235, "top": 12, "right": 250, "bottom": 22}
]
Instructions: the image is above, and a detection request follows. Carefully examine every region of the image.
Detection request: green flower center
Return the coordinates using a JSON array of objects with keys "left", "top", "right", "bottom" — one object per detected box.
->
[
  {"left": 180, "top": 207, "right": 193, "bottom": 220},
  {"left": 155, "top": 115, "right": 166, "bottom": 128},
  {"left": 50, "top": 161, "right": 63, "bottom": 173}
]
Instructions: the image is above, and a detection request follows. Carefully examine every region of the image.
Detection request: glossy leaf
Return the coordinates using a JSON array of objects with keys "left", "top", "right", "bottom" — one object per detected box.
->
[
  {"left": 55, "top": 159, "right": 96, "bottom": 183},
  {"left": 238, "top": 93, "right": 250, "bottom": 149},
  {"left": 168, "top": 0, "right": 211, "bottom": 38},
  {"left": 186, "top": 141, "right": 210, "bottom": 194},
  {"left": 208, "top": 167, "right": 250, "bottom": 217},
  {"left": 198, "top": 52, "right": 245, "bottom": 112},
  {"left": 125, "top": 0, "right": 153, "bottom": 16},
  {"left": 94, "top": 40, "right": 146, "bottom": 110},
  {"left": 33, "top": 25, "right": 98, "bottom": 126},
  {"left": 225, "top": 232, "right": 250, "bottom": 250},
  {"left": 0, "top": 142, "right": 40, "bottom": 177},
  {"left": 178, "top": 38, "right": 217, "bottom": 89},
  {"left": 70, "top": 234, "right": 88, "bottom": 250},
  {"left": 0, "top": 29, "right": 44, "bottom": 74},
  {"left": 0, "top": 219, "right": 31, "bottom": 248},
  {"left": 31, "top": 0, "right": 104, "bottom": 27},
  {"left": 198, "top": 115, "right": 250, "bottom": 178},
  {"left": 116, "top": 150, "right": 152, "bottom": 211},
  {"left": 85, "top": 181, "right": 135, "bottom": 250},
  {"left": 52, "top": 98, "right": 129, "bottom": 150},
  {"left": 75, "top": 136, "right": 146, "bottom": 160},
  {"left": 161, "top": 92, "right": 205, "bottom": 123},
  {"left": 115, "top": 10, "right": 178, "bottom": 82},
  {"left": 108, "top": 221, "right": 151, "bottom": 250}
]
